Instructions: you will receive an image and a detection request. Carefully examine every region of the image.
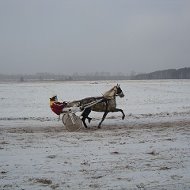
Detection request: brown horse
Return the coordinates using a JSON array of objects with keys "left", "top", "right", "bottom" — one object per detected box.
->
[{"left": 68, "top": 84, "right": 125, "bottom": 128}]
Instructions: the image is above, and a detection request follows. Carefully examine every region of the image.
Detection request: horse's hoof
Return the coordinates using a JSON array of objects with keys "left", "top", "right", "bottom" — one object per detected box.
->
[{"left": 122, "top": 116, "right": 125, "bottom": 120}]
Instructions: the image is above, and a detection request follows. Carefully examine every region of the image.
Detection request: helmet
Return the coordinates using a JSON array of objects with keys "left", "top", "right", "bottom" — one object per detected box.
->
[{"left": 50, "top": 95, "right": 58, "bottom": 101}]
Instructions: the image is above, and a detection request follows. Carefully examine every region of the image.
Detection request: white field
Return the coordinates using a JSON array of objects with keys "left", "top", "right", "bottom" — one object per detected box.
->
[{"left": 0, "top": 80, "right": 190, "bottom": 189}]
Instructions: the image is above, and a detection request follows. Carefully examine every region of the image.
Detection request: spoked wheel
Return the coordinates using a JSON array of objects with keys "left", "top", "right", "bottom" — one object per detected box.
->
[{"left": 62, "top": 113, "right": 83, "bottom": 132}]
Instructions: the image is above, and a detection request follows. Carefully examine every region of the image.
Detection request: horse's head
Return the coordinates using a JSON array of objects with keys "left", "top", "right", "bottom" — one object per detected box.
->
[{"left": 114, "top": 84, "right": 125, "bottom": 98}]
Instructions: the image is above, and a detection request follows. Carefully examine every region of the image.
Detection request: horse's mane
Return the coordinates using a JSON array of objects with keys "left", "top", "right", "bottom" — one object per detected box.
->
[{"left": 103, "top": 86, "right": 116, "bottom": 99}]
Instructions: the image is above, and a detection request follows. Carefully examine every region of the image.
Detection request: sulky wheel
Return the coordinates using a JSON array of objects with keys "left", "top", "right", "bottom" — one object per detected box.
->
[{"left": 62, "top": 113, "right": 82, "bottom": 132}]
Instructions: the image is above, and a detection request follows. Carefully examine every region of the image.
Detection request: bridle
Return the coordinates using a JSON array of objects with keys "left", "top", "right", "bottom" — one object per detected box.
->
[{"left": 115, "top": 85, "right": 124, "bottom": 97}]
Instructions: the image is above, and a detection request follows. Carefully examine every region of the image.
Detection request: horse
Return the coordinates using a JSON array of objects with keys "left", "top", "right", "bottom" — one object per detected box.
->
[{"left": 68, "top": 84, "right": 125, "bottom": 128}]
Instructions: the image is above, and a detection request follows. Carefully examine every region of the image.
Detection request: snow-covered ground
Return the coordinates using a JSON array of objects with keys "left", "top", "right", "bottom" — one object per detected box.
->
[
  {"left": 0, "top": 80, "right": 190, "bottom": 189},
  {"left": 0, "top": 80, "right": 190, "bottom": 121}
]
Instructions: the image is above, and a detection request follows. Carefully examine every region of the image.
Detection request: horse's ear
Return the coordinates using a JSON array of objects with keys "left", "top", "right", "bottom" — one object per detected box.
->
[{"left": 117, "top": 84, "right": 120, "bottom": 87}]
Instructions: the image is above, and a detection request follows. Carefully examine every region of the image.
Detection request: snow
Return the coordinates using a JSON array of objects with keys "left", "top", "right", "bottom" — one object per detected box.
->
[
  {"left": 0, "top": 80, "right": 190, "bottom": 189},
  {"left": 1, "top": 80, "right": 190, "bottom": 120}
]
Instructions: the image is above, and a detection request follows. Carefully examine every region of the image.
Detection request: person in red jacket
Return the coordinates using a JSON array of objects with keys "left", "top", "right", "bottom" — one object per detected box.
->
[
  {"left": 49, "top": 95, "right": 68, "bottom": 115},
  {"left": 50, "top": 95, "right": 82, "bottom": 115}
]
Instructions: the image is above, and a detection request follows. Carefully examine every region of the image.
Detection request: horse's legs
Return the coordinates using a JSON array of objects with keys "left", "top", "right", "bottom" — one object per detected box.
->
[
  {"left": 81, "top": 108, "right": 91, "bottom": 128},
  {"left": 98, "top": 100, "right": 109, "bottom": 128},
  {"left": 114, "top": 108, "right": 125, "bottom": 119},
  {"left": 98, "top": 111, "right": 108, "bottom": 128}
]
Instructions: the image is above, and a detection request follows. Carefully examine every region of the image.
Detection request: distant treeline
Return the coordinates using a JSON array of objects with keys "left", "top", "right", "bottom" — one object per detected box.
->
[
  {"left": 0, "top": 72, "right": 130, "bottom": 82},
  {"left": 132, "top": 67, "right": 190, "bottom": 80},
  {"left": 0, "top": 67, "right": 190, "bottom": 82}
]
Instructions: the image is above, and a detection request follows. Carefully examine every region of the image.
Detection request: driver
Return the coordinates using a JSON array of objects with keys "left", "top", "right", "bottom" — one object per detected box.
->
[
  {"left": 49, "top": 95, "right": 82, "bottom": 115},
  {"left": 50, "top": 95, "right": 68, "bottom": 115}
]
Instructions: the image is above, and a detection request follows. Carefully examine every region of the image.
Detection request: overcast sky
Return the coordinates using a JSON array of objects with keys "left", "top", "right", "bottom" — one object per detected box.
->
[{"left": 0, "top": 0, "right": 190, "bottom": 75}]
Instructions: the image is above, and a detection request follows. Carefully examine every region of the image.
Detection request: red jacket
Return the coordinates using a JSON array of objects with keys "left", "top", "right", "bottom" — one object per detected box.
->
[{"left": 50, "top": 101, "right": 67, "bottom": 115}]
